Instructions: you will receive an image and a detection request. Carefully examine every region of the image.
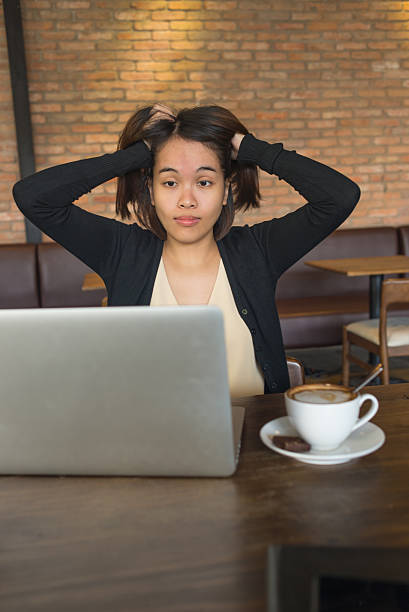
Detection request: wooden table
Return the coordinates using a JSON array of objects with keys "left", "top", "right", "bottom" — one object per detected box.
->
[
  {"left": 1, "top": 384, "right": 408, "bottom": 610},
  {"left": 305, "top": 255, "right": 409, "bottom": 319}
]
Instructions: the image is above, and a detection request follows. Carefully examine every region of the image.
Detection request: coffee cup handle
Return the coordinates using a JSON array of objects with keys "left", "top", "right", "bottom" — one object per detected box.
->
[{"left": 351, "top": 393, "right": 379, "bottom": 432}]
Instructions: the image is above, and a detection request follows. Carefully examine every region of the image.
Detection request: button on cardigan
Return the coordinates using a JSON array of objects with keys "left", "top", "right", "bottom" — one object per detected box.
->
[{"left": 13, "top": 135, "right": 360, "bottom": 393}]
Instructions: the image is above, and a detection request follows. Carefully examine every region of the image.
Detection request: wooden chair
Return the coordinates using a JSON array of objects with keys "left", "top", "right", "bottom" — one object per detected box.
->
[
  {"left": 286, "top": 356, "right": 305, "bottom": 388},
  {"left": 342, "top": 278, "right": 409, "bottom": 385}
]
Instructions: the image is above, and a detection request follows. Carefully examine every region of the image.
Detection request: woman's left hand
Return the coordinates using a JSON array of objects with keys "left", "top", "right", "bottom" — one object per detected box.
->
[
  {"left": 231, "top": 133, "right": 245, "bottom": 159},
  {"left": 146, "top": 104, "right": 175, "bottom": 127}
]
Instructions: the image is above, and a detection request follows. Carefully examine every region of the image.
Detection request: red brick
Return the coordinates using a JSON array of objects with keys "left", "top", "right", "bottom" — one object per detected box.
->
[
  {"left": 204, "top": 1, "right": 237, "bottom": 8},
  {"left": 58, "top": 42, "right": 96, "bottom": 51},
  {"left": 151, "top": 10, "right": 186, "bottom": 20},
  {"left": 131, "top": 1, "right": 168, "bottom": 8},
  {"left": 120, "top": 72, "right": 155, "bottom": 81},
  {"left": 85, "top": 133, "right": 119, "bottom": 144},
  {"left": 137, "top": 62, "right": 171, "bottom": 71},
  {"left": 57, "top": 1, "right": 90, "bottom": 7},
  {"left": 308, "top": 22, "right": 339, "bottom": 31},
  {"left": 167, "top": 1, "right": 202, "bottom": 8},
  {"left": 155, "top": 72, "right": 187, "bottom": 81},
  {"left": 82, "top": 113, "right": 118, "bottom": 123},
  {"left": 170, "top": 41, "right": 205, "bottom": 50},
  {"left": 117, "top": 32, "right": 152, "bottom": 40},
  {"left": 68, "top": 144, "right": 103, "bottom": 154},
  {"left": 151, "top": 51, "right": 185, "bottom": 60},
  {"left": 32, "top": 103, "right": 62, "bottom": 112},
  {"left": 170, "top": 21, "right": 203, "bottom": 30},
  {"left": 82, "top": 91, "right": 124, "bottom": 100},
  {"left": 133, "top": 20, "right": 170, "bottom": 30},
  {"left": 153, "top": 31, "right": 186, "bottom": 40}
]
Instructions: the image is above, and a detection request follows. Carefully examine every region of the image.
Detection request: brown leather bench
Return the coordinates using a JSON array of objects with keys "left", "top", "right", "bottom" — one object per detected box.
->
[
  {"left": 37, "top": 243, "right": 106, "bottom": 308},
  {"left": 0, "top": 244, "right": 39, "bottom": 308},
  {"left": 0, "top": 242, "right": 106, "bottom": 310}
]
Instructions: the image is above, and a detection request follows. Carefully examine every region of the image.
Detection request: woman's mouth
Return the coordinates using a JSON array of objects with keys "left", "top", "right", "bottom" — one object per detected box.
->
[{"left": 174, "top": 216, "right": 200, "bottom": 227}]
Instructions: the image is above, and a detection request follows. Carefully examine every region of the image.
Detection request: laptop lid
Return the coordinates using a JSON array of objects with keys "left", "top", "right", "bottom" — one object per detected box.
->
[{"left": 0, "top": 305, "right": 244, "bottom": 476}]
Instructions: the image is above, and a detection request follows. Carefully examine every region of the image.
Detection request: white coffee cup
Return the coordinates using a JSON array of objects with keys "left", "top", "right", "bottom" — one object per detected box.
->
[{"left": 284, "top": 383, "right": 379, "bottom": 451}]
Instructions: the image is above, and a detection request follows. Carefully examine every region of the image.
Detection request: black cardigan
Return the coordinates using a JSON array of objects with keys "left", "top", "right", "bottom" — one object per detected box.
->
[{"left": 13, "top": 135, "right": 360, "bottom": 393}]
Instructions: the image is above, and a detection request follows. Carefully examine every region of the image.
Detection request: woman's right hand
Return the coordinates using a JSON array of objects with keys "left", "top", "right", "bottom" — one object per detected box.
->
[{"left": 143, "top": 104, "right": 175, "bottom": 149}]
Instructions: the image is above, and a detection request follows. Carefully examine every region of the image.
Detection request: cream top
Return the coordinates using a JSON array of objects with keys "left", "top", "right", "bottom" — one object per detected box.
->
[{"left": 150, "top": 258, "right": 265, "bottom": 398}]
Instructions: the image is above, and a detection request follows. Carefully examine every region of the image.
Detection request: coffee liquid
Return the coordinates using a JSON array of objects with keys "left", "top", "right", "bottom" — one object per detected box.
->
[{"left": 294, "top": 389, "right": 352, "bottom": 404}]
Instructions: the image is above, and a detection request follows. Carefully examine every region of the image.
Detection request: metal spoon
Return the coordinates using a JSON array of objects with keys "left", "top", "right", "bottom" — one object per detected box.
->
[{"left": 353, "top": 363, "right": 384, "bottom": 394}]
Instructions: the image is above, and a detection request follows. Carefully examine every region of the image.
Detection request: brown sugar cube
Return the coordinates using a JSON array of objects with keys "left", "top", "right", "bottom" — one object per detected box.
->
[{"left": 272, "top": 435, "right": 311, "bottom": 453}]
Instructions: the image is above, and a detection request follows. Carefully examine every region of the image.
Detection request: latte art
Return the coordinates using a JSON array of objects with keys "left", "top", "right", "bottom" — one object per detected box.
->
[{"left": 294, "top": 389, "right": 352, "bottom": 404}]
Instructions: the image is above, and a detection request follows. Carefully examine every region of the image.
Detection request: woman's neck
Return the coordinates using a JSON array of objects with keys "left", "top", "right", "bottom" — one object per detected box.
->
[{"left": 163, "top": 237, "right": 220, "bottom": 270}]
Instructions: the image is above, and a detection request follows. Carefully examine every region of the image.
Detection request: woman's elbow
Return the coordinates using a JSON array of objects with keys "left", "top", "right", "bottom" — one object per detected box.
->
[
  {"left": 344, "top": 180, "right": 361, "bottom": 215},
  {"left": 13, "top": 180, "right": 24, "bottom": 204},
  {"left": 13, "top": 180, "right": 32, "bottom": 214},
  {"left": 350, "top": 181, "right": 361, "bottom": 207}
]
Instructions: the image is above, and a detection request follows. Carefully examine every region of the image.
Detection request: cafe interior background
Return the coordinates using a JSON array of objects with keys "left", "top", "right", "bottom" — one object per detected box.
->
[{"left": 2, "top": 0, "right": 409, "bottom": 382}]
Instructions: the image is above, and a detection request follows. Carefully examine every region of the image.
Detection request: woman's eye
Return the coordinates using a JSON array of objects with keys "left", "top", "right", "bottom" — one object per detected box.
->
[
  {"left": 163, "top": 180, "right": 176, "bottom": 187},
  {"left": 198, "top": 180, "right": 212, "bottom": 187}
]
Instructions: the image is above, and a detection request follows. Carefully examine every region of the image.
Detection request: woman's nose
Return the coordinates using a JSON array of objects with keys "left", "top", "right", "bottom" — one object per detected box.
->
[
  {"left": 178, "top": 187, "right": 197, "bottom": 208},
  {"left": 179, "top": 200, "right": 196, "bottom": 208}
]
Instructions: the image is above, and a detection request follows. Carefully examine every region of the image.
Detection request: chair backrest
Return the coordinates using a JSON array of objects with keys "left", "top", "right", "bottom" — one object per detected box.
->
[
  {"left": 286, "top": 356, "right": 305, "bottom": 388},
  {"left": 381, "top": 278, "right": 409, "bottom": 312},
  {"left": 379, "top": 279, "right": 409, "bottom": 355}
]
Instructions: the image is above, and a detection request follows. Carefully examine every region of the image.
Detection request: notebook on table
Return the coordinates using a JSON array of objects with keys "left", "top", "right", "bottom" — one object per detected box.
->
[{"left": 0, "top": 305, "right": 244, "bottom": 476}]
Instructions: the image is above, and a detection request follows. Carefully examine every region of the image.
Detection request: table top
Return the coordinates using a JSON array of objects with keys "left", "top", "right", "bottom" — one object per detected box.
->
[
  {"left": 305, "top": 254, "right": 409, "bottom": 276},
  {"left": 1, "top": 383, "right": 409, "bottom": 611}
]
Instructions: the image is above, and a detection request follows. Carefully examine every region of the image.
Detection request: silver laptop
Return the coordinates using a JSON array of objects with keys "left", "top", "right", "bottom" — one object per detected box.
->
[{"left": 0, "top": 305, "right": 244, "bottom": 476}]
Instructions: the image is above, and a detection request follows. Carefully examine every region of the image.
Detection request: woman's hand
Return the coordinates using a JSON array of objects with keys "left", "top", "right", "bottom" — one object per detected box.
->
[
  {"left": 231, "top": 133, "right": 245, "bottom": 159},
  {"left": 143, "top": 104, "right": 175, "bottom": 149},
  {"left": 146, "top": 103, "right": 175, "bottom": 126}
]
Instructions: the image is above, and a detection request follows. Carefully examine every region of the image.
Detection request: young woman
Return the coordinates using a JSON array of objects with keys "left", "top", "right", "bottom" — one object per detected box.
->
[{"left": 13, "top": 104, "right": 360, "bottom": 396}]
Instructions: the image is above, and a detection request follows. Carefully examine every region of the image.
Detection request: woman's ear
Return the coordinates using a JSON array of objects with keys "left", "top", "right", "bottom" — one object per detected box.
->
[
  {"left": 148, "top": 177, "right": 155, "bottom": 207},
  {"left": 222, "top": 181, "right": 231, "bottom": 207}
]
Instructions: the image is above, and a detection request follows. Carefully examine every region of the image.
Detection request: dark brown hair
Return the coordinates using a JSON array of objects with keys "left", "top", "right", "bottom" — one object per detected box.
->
[{"left": 116, "top": 104, "right": 260, "bottom": 240}]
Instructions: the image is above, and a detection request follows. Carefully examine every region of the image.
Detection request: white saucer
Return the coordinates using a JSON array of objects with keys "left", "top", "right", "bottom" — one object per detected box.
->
[{"left": 259, "top": 416, "right": 385, "bottom": 465}]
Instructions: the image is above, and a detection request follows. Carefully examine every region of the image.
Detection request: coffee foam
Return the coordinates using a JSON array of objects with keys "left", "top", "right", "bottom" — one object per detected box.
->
[{"left": 293, "top": 389, "right": 352, "bottom": 404}]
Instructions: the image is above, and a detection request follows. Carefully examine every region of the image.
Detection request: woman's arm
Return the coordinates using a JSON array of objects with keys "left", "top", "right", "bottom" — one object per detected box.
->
[
  {"left": 13, "top": 141, "right": 152, "bottom": 277},
  {"left": 236, "top": 134, "right": 360, "bottom": 277}
]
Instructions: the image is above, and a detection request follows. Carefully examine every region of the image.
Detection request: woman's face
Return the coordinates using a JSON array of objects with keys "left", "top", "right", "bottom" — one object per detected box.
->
[{"left": 150, "top": 136, "right": 227, "bottom": 247}]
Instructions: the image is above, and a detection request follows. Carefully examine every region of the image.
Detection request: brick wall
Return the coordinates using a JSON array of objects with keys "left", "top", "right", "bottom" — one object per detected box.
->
[{"left": 1, "top": 0, "right": 409, "bottom": 243}]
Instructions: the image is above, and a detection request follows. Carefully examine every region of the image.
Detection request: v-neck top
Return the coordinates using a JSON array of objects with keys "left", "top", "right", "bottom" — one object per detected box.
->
[{"left": 150, "top": 258, "right": 265, "bottom": 398}]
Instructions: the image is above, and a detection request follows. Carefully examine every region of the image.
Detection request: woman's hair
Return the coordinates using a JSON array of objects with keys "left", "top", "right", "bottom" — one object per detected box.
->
[{"left": 116, "top": 104, "right": 260, "bottom": 240}]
